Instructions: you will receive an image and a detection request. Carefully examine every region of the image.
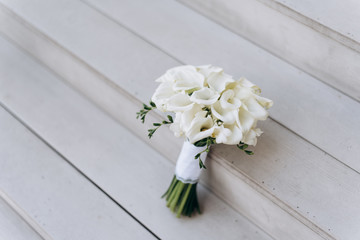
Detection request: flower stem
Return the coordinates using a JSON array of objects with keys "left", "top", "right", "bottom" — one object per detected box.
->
[{"left": 162, "top": 175, "right": 200, "bottom": 217}]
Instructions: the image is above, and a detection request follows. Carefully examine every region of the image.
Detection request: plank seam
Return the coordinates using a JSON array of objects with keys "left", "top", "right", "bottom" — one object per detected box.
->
[
  {"left": 80, "top": 0, "right": 360, "bottom": 176},
  {"left": 0, "top": 189, "right": 52, "bottom": 240},
  {"left": 174, "top": 0, "right": 360, "bottom": 104},
  {"left": 0, "top": 5, "right": 346, "bottom": 239},
  {"left": 0, "top": 102, "right": 161, "bottom": 240}
]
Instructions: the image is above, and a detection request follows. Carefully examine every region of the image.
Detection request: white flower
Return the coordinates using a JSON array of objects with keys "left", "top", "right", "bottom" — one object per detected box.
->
[
  {"left": 213, "top": 125, "right": 232, "bottom": 144},
  {"left": 207, "top": 72, "right": 234, "bottom": 93},
  {"left": 196, "top": 65, "right": 223, "bottom": 78},
  {"left": 179, "top": 104, "right": 204, "bottom": 133},
  {"left": 167, "top": 93, "right": 194, "bottom": 112},
  {"left": 186, "top": 112, "right": 216, "bottom": 144},
  {"left": 190, "top": 88, "right": 219, "bottom": 105},
  {"left": 151, "top": 82, "right": 176, "bottom": 112},
  {"left": 150, "top": 65, "right": 273, "bottom": 147},
  {"left": 219, "top": 89, "right": 242, "bottom": 110},
  {"left": 170, "top": 112, "right": 183, "bottom": 137},
  {"left": 242, "top": 97, "right": 269, "bottom": 120},
  {"left": 211, "top": 101, "right": 238, "bottom": 124},
  {"left": 242, "top": 128, "right": 263, "bottom": 146}
]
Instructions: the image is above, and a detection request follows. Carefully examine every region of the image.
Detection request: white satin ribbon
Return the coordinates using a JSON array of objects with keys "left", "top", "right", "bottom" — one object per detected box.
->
[{"left": 175, "top": 141, "right": 208, "bottom": 184}]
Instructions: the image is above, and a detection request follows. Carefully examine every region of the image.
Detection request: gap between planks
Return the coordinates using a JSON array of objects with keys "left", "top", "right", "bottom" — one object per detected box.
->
[{"left": 0, "top": 101, "right": 160, "bottom": 240}]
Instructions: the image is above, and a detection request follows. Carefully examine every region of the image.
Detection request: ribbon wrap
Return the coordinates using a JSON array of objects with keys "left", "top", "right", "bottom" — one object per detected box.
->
[{"left": 175, "top": 141, "right": 208, "bottom": 184}]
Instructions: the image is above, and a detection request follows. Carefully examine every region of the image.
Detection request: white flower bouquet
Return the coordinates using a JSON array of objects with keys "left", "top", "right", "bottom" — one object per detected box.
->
[{"left": 137, "top": 65, "right": 273, "bottom": 217}]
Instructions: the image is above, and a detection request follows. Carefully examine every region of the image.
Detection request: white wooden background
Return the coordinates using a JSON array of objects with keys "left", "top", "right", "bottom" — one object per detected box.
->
[{"left": 0, "top": 0, "right": 359, "bottom": 239}]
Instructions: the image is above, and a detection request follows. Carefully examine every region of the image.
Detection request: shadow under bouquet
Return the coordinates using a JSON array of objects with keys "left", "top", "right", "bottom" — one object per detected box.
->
[{"left": 137, "top": 65, "right": 273, "bottom": 217}]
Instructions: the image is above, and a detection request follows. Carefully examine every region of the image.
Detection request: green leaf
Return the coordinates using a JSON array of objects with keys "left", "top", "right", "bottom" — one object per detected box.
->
[
  {"left": 194, "top": 138, "right": 207, "bottom": 147},
  {"left": 150, "top": 101, "right": 156, "bottom": 108},
  {"left": 153, "top": 123, "right": 161, "bottom": 126},
  {"left": 237, "top": 144, "right": 248, "bottom": 150},
  {"left": 199, "top": 159, "right": 207, "bottom": 169},
  {"left": 245, "top": 150, "right": 254, "bottom": 155},
  {"left": 167, "top": 115, "right": 173, "bottom": 123},
  {"left": 195, "top": 153, "right": 201, "bottom": 159}
]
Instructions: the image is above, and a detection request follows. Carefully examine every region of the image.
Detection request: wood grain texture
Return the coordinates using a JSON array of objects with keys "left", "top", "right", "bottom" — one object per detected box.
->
[
  {"left": 82, "top": 0, "right": 360, "bottom": 173},
  {"left": 0, "top": 35, "right": 272, "bottom": 240},
  {"left": 273, "top": 0, "right": 360, "bottom": 44},
  {"left": 0, "top": 106, "right": 156, "bottom": 239},
  {"left": 0, "top": 195, "right": 44, "bottom": 240},
  {"left": 177, "top": 0, "right": 360, "bottom": 102},
  {"left": 0, "top": 1, "right": 357, "bottom": 239}
]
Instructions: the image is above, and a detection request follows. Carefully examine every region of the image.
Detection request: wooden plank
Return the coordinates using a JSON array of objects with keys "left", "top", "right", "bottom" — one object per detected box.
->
[
  {"left": 0, "top": 36, "right": 272, "bottom": 240},
  {"left": 2, "top": 0, "right": 358, "bottom": 175},
  {"left": 0, "top": 194, "right": 44, "bottom": 240},
  {"left": 0, "top": 1, "right": 355, "bottom": 239},
  {"left": 178, "top": 0, "right": 360, "bottom": 101},
  {"left": 82, "top": 0, "right": 360, "bottom": 172},
  {"left": 0, "top": 109, "right": 156, "bottom": 239},
  {"left": 274, "top": 0, "right": 360, "bottom": 44}
]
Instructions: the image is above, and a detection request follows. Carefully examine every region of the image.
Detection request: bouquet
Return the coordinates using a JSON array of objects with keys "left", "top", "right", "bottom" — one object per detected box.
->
[{"left": 137, "top": 65, "right": 273, "bottom": 217}]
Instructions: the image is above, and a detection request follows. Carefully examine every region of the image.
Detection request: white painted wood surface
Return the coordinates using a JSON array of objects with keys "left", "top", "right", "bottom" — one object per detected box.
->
[
  {"left": 0, "top": 195, "right": 43, "bottom": 240},
  {"left": 178, "top": 0, "right": 360, "bottom": 102},
  {"left": 0, "top": 35, "right": 272, "bottom": 240},
  {"left": 0, "top": 0, "right": 358, "bottom": 239},
  {"left": 82, "top": 0, "right": 360, "bottom": 173},
  {"left": 274, "top": 0, "right": 360, "bottom": 44},
  {"left": 0, "top": 17, "right": 324, "bottom": 240},
  {"left": 0, "top": 0, "right": 359, "bottom": 239},
  {"left": 1, "top": 0, "right": 359, "bottom": 176},
  {"left": 0, "top": 108, "right": 156, "bottom": 239}
]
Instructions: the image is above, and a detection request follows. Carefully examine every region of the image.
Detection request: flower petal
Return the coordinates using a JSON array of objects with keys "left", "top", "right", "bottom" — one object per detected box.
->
[
  {"left": 244, "top": 97, "right": 269, "bottom": 120},
  {"left": 207, "top": 72, "right": 234, "bottom": 93},
  {"left": 224, "top": 124, "right": 243, "bottom": 145},
  {"left": 196, "top": 65, "right": 223, "bottom": 78},
  {"left": 190, "top": 88, "right": 220, "bottom": 105},
  {"left": 220, "top": 89, "right": 242, "bottom": 109},
  {"left": 255, "top": 95, "right": 274, "bottom": 109},
  {"left": 186, "top": 114, "right": 215, "bottom": 143},
  {"left": 211, "top": 101, "right": 237, "bottom": 124},
  {"left": 242, "top": 128, "right": 263, "bottom": 146},
  {"left": 151, "top": 82, "right": 176, "bottom": 112},
  {"left": 237, "top": 107, "right": 255, "bottom": 132},
  {"left": 166, "top": 93, "right": 194, "bottom": 112},
  {"left": 173, "top": 68, "right": 205, "bottom": 92},
  {"left": 180, "top": 104, "right": 205, "bottom": 132}
]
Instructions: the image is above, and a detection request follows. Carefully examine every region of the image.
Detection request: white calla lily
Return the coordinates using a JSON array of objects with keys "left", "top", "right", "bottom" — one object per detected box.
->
[
  {"left": 243, "top": 97, "right": 269, "bottom": 120},
  {"left": 213, "top": 125, "right": 232, "bottom": 144},
  {"left": 167, "top": 93, "right": 194, "bottom": 112},
  {"left": 190, "top": 88, "right": 220, "bottom": 105},
  {"left": 237, "top": 106, "right": 256, "bottom": 133},
  {"left": 169, "top": 112, "right": 183, "bottom": 137},
  {"left": 239, "top": 77, "right": 261, "bottom": 94},
  {"left": 219, "top": 89, "right": 242, "bottom": 110},
  {"left": 151, "top": 82, "right": 176, "bottom": 111},
  {"left": 207, "top": 72, "right": 234, "bottom": 93},
  {"left": 172, "top": 68, "right": 204, "bottom": 92},
  {"left": 242, "top": 128, "right": 263, "bottom": 146},
  {"left": 180, "top": 104, "right": 204, "bottom": 132},
  {"left": 224, "top": 124, "right": 243, "bottom": 145},
  {"left": 211, "top": 101, "right": 237, "bottom": 124},
  {"left": 187, "top": 112, "right": 215, "bottom": 143},
  {"left": 255, "top": 95, "right": 273, "bottom": 109},
  {"left": 196, "top": 65, "right": 223, "bottom": 78}
]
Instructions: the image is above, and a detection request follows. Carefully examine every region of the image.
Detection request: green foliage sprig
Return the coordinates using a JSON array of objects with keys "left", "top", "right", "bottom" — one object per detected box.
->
[
  {"left": 137, "top": 101, "right": 254, "bottom": 170},
  {"left": 147, "top": 115, "right": 174, "bottom": 138},
  {"left": 237, "top": 142, "right": 254, "bottom": 155},
  {"left": 194, "top": 137, "right": 216, "bottom": 169},
  {"left": 136, "top": 101, "right": 156, "bottom": 123}
]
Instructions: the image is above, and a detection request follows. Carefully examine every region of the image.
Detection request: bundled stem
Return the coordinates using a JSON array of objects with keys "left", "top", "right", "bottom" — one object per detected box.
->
[{"left": 162, "top": 175, "right": 200, "bottom": 217}]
